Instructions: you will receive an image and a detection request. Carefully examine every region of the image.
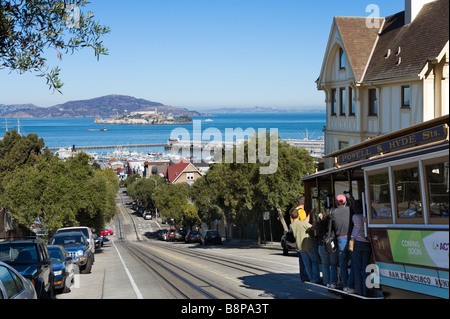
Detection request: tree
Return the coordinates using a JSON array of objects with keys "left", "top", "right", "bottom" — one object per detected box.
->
[
  {"left": 0, "top": 133, "right": 118, "bottom": 235},
  {"left": 0, "top": 0, "right": 110, "bottom": 92},
  {"left": 256, "top": 140, "right": 316, "bottom": 232},
  {"left": 154, "top": 182, "right": 190, "bottom": 227},
  {"left": 197, "top": 133, "right": 317, "bottom": 242}
]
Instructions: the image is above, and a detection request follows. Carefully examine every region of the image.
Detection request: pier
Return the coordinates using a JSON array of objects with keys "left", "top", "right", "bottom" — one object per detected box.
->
[
  {"left": 48, "top": 143, "right": 167, "bottom": 151},
  {"left": 48, "top": 138, "right": 324, "bottom": 158}
]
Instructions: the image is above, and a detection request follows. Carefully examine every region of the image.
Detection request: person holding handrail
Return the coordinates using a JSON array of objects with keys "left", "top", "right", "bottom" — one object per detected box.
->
[
  {"left": 350, "top": 199, "right": 372, "bottom": 296},
  {"left": 331, "top": 194, "right": 354, "bottom": 293}
]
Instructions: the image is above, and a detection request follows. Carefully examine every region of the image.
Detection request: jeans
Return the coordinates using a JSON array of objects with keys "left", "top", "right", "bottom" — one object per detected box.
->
[
  {"left": 318, "top": 245, "right": 338, "bottom": 285},
  {"left": 298, "top": 252, "right": 308, "bottom": 281},
  {"left": 352, "top": 241, "right": 372, "bottom": 296},
  {"left": 299, "top": 248, "right": 320, "bottom": 283},
  {"left": 337, "top": 236, "right": 352, "bottom": 288}
]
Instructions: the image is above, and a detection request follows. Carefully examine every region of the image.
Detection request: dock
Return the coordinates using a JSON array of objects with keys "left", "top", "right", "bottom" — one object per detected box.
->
[{"left": 48, "top": 143, "right": 167, "bottom": 151}]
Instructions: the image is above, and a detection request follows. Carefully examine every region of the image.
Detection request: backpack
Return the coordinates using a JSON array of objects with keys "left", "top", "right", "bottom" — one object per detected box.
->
[
  {"left": 323, "top": 210, "right": 337, "bottom": 253},
  {"left": 285, "top": 230, "right": 296, "bottom": 243}
]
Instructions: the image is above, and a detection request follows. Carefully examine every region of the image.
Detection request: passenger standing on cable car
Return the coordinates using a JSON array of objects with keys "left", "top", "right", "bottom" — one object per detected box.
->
[
  {"left": 331, "top": 195, "right": 354, "bottom": 292},
  {"left": 292, "top": 196, "right": 308, "bottom": 282},
  {"left": 289, "top": 208, "right": 320, "bottom": 284},
  {"left": 317, "top": 209, "right": 339, "bottom": 288},
  {"left": 350, "top": 199, "right": 372, "bottom": 296}
]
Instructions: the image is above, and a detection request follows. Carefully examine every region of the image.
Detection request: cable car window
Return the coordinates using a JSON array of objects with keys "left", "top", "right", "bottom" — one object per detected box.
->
[
  {"left": 368, "top": 172, "right": 392, "bottom": 219},
  {"left": 425, "top": 160, "right": 449, "bottom": 220},
  {"left": 394, "top": 166, "right": 423, "bottom": 219}
]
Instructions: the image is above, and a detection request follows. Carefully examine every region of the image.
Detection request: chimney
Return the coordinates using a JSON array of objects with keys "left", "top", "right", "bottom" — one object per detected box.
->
[{"left": 405, "top": 0, "right": 435, "bottom": 24}]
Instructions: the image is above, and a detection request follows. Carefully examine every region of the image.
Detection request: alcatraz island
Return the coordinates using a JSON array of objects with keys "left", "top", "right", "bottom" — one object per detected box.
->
[{"left": 94, "top": 108, "right": 192, "bottom": 125}]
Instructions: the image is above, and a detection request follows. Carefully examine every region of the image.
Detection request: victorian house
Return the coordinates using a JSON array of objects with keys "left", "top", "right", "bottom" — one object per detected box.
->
[{"left": 317, "top": 0, "right": 449, "bottom": 168}]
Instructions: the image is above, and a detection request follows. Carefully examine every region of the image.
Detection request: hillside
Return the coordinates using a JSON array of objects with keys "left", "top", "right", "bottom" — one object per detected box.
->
[{"left": 0, "top": 95, "right": 204, "bottom": 118}]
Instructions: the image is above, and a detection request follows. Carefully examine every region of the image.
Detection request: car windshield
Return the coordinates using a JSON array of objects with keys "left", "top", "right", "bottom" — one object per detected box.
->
[
  {"left": 189, "top": 231, "right": 200, "bottom": 235},
  {"left": 0, "top": 243, "right": 39, "bottom": 264},
  {"left": 51, "top": 235, "right": 85, "bottom": 246},
  {"left": 205, "top": 231, "right": 219, "bottom": 236},
  {"left": 58, "top": 228, "right": 89, "bottom": 238},
  {"left": 48, "top": 248, "right": 64, "bottom": 262}
]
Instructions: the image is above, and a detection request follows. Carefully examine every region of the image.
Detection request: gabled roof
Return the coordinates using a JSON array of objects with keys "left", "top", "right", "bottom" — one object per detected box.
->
[
  {"left": 167, "top": 158, "right": 202, "bottom": 183},
  {"left": 334, "top": 17, "right": 384, "bottom": 82},
  {"left": 363, "top": 0, "right": 449, "bottom": 82}
]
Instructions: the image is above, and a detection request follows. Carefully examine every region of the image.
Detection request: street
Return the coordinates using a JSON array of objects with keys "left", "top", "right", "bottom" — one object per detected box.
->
[{"left": 57, "top": 191, "right": 338, "bottom": 300}]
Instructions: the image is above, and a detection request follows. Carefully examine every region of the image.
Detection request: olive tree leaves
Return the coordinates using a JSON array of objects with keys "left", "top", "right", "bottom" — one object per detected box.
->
[{"left": 0, "top": 0, "right": 110, "bottom": 93}]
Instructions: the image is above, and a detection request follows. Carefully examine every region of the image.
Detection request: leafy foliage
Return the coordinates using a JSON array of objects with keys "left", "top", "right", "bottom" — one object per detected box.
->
[
  {"left": 0, "top": 0, "right": 110, "bottom": 92},
  {"left": 126, "top": 133, "right": 317, "bottom": 242},
  {"left": 0, "top": 130, "right": 118, "bottom": 235}
]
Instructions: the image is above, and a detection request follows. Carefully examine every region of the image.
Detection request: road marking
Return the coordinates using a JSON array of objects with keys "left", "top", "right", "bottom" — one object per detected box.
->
[{"left": 112, "top": 240, "right": 143, "bottom": 299}]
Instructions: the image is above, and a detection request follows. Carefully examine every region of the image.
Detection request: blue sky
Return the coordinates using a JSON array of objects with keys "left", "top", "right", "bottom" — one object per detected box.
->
[{"left": 0, "top": 0, "right": 404, "bottom": 110}]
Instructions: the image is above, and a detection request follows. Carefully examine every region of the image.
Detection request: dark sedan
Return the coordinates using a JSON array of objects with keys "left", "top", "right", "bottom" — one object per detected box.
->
[
  {"left": 185, "top": 230, "right": 202, "bottom": 243},
  {"left": 0, "top": 238, "right": 54, "bottom": 299},
  {"left": 201, "top": 230, "right": 222, "bottom": 245},
  {"left": 47, "top": 245, "right": 75, "bottom": 294}
]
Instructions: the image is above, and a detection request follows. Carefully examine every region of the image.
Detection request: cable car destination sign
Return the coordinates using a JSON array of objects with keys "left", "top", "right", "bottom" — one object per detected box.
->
[{"left": 337, "top": 124, "right": 448, "bottom": 165}]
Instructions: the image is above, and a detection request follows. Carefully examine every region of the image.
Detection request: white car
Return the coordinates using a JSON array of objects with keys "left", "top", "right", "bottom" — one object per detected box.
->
[
  {"left": 56, "top": 227, "right": 96, "bottom": 255},
  {"left": 0, "top": 261, "right": 37, "bottom": 299}
]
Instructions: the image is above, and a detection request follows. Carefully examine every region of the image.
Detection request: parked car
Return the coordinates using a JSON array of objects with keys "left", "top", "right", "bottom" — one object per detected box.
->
[
  {"left": 100, "top": 229, "right": 114, "bottom": 236},
  {"left": 50, "top": 232, "right": 94, "bottom": 274},
  {"left": 280, "top": 230, "right": 297, "bottom": 256},
  {"left": 185, "top": 230, "right": 202, "bottom": 243},
  {"left": 173, "top": 229, "right": 186, "bottom": 242},
  {"left": 47, "top": 245, "right": 75, "bottom": 294},
  {"left": 201, "top": 230, "right": 222, "bottom": 245},
  {"left": 0, "top": 261, "right": 37, "bottom": 299},
  {"left": 143, "top": 211, "right": 152, "bottom": 220},
  {"left": 0, "top": 238, "right": 54, "bottom": 299},
  {"left": 56, "top": 226, "right": 96, "bottom": 255},
  {"left": 167, "top": 229, "right": 177, "bottom": 242},
  {"left": 93, "top": 234, "right": 103, "bottom": 248},
  {"left": 156, "top": 229, "right": 168, "bottom": 240}
]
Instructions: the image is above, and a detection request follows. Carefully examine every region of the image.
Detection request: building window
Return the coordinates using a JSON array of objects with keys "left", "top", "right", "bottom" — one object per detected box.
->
[
  {"left": 425, "top": 160, "right": 449, "bottom": 222},
  {"left": 394, "top": 166, "right": 423, "bottom": 219},
  {"left": 186, "top": 172, "right": 195, "bottom": 180},
  {"left": 368, "top": 88, "right": 378, "bottom": 116},
  {"left": 340, "top": 88, "right": 346, "bottom": 116},
  {"left": 368, "top": 172, "right": 392, "bottom": 220},
  {"left": 349, "top": 87, "right": 355, "bottom": 115},
  {"left": 402, "top": 85, "right": 410, "bottom": 109},
  {"left": 339, "top": 141, "right": 349, "bottom": 150},
  {"left": 331, "top": 89, "right": 337, "bottom": 115},
  {"left": 339, "top": 48, "right": 345, "bottom": 69}
]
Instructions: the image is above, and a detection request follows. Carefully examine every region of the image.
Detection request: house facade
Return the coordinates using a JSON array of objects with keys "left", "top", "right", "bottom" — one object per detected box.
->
[
  {"left": 317, "top": 0, "right": 449, "bottom": 168},
  {"left": 167, "top": 158, "right": 202, "bottom": 185}
]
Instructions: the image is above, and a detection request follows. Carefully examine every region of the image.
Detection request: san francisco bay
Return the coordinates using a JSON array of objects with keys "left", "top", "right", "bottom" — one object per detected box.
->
[{"left": 7, "top": 112, "right": 325, "bottom": 155}]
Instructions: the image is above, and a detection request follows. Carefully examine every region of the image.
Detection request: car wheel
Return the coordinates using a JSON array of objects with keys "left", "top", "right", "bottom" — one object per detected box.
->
[
  {"left": 282, "top": 243, "right": 289, "bottom": 256},
  {"left": 81, "top": 255, "right": 93, "bottom": 274}
]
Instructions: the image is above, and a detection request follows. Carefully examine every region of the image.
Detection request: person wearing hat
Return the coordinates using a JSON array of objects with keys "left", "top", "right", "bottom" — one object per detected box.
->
[{"left": 330, "top": 194, "right": 354, "bottom": 292}]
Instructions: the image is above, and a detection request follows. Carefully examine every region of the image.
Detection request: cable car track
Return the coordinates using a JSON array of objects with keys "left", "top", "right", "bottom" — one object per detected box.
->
[
  {"left": 115, "top": 192, "right": 335, "bottom": 299},
  {"left": 115, "top": 192, "right": 245, "bottom": 299}
]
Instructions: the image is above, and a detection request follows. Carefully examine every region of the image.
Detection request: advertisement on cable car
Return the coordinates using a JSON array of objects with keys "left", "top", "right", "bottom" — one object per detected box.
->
[{"left": 370, "top": 228, "right": 449, "bottom": 299}]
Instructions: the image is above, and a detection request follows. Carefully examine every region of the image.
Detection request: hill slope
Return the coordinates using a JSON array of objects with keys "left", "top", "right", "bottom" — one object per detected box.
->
[{"left": 0, "top": 95, "right": 203, "bottom": 118}]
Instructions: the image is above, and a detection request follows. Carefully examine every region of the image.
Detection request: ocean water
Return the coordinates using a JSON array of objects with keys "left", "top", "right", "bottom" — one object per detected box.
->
[{"left": 5, "top": 112, "right": 325, "bottom": 155}]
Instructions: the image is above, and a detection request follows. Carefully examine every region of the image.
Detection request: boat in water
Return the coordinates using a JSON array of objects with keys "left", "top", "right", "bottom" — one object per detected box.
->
[{"left": 85, "top": 127, "right": 108, "bottom": 131}]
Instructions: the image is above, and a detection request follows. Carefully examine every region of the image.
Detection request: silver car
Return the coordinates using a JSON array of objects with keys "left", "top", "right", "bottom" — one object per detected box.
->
[{"left": 0, "top": 261, "right": 37, "bottom": 299}]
